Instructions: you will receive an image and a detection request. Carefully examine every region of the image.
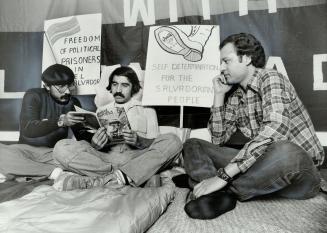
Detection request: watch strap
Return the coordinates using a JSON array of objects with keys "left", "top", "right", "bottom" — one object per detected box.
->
[
  {"left": 216, "top": 168, "right": 232, "bottom": 183},
  {"left": 57, "top": 114, "right": 65, "bottom": 127}
]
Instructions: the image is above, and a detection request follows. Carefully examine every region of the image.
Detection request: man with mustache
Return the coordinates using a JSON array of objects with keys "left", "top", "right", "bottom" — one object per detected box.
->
[
  {"left": 52, "top": 66, "right": 182, "bottom": 190},
  {"left": 0, "top": 64, "right": 89, "bottom": 182},
  {"left": 177, "top": 33, "right": 324, "bottom": 220}
]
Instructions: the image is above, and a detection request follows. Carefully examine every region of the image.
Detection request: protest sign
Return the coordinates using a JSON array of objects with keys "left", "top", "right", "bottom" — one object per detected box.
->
[
  {"left": 42, "top": 13, "right": 102, "bottom": 94},
  {"left": 142, "top": 25, "right": 220, "bottom": 107}
]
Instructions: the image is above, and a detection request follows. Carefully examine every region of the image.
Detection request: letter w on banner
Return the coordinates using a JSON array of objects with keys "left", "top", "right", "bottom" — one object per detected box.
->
[
  {"left": 42, "top": 14, "right": 102, "bottom": 95},
  {"left": 142, "top": 25, "right": 220, "bottom": 109}
]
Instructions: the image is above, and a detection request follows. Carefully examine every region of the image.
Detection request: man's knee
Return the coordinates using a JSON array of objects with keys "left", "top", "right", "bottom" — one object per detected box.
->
[
  {"left": 53, "top": 139, "right": 77, "bottom": 166},
  {"left": 159, "top": 133, "right": 183, "bottom": 157},
  {"left": 183, "top": 138, "right": 204, "bottom": 160},
  {"left": 184, "top": 138, "right": 201, "bottom": 147},
  {"left": 268, "top": 141, "right": 314, "bottom": 168}
]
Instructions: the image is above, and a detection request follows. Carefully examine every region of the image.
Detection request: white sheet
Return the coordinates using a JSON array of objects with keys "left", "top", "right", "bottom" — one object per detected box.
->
[{"left": 0, "top": 177, "right": 175, "bottom": 233}]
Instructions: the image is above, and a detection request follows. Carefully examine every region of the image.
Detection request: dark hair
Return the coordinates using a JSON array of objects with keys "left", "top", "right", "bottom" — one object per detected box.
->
[
  {"left": 106, "top": 66, "right": 141, "bottom": 96},
  {"left": 220, "top": 33, "right": 266, "bottom": 68},
  {"left": 41, "top": 64, "right": 75, "bottom": 85}
]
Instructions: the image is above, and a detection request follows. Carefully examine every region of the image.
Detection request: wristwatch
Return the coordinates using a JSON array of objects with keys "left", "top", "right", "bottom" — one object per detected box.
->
[
  {"left": 57, "top": 114, "right": 65, "bottom": 127},
  {"left": 216, "top": 168, "right": 232, "bottom": 183}
]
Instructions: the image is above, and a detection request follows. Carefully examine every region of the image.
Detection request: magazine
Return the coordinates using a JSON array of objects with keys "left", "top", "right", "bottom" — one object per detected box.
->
[{"left": 73, "top": 105, "right": 131, "bottom": 144}]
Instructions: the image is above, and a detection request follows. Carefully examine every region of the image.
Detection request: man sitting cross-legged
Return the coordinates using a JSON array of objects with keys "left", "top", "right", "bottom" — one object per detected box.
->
[
  {"left": 174, "top": 33, "right": 324, "bottom": 220},
  {"left": 53, "top": 66, "right": 182, "bottom": 190},
  {"left": 0, "top": 64, "right": 90, "bottom": 182}
]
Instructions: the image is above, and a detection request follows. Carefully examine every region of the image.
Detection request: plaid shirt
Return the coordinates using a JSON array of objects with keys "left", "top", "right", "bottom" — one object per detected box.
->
[{"left": 209, "top": 68, "right": 325, "bottom": 173}]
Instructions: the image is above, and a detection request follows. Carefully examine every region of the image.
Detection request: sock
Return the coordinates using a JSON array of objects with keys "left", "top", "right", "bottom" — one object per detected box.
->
[
  {"left": 114, "top": 170, "right": 132, "bottom": 185},
  {"left": 0, "top": 173, "right": 6, "bottom": 183},
  {"left": 49, "top": 167, "right": 63, "bottom": 180},
  {"left": 184, "top": 190, "right": 237, "bottom": 220},
  {"left": 172, "top": 174, "right": 191, "bottom": 189}
]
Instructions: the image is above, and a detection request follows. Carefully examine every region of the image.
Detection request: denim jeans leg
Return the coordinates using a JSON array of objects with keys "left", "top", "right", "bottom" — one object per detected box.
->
[
  {"left": 0, "top": 143, "right": 55, "bottom": 177},
  {"left": 183, "top": 138, "right": 239, "bottom": 185},
  {"left": 230, "top": 141, "right": 321, "bottom": 201},
  {"left": 120, "top": 133, "right": 182, "bottom": 186},
  {"left": 53, "top": 139, "right": 114, "bottom": 177}
]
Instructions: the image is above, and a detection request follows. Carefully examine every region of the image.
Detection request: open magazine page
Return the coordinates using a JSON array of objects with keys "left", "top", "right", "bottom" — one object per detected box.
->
[
  {"left": 73, "top": 105, "right": 100, "bottom": 130},
  {"left": 96, "top": 106, "right": 131, "bottom": 144}
]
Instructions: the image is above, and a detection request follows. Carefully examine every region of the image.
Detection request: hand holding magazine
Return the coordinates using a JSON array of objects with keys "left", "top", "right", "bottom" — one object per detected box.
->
[{"left": 73, "top": 105, "right": 131, "bottom": 144}]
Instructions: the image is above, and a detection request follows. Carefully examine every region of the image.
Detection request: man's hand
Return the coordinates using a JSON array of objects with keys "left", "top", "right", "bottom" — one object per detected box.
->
[
  {"left": 212, "top": 74, "right": 233, "bottom": 95},
  {"left": 62, "top": 111, "right": 85, "bottom": 126},
  {"left": 193, "top": 176, "right": 228, "bottom": 198},
  {"left": 122, "top": 128, "right": 138, "bottom": 146},
  {"left": 212, "top": 74, "right": 233, "bottom": 107},
  {"left": 91, "top": 127, "right": 109, "bottom": 150}
]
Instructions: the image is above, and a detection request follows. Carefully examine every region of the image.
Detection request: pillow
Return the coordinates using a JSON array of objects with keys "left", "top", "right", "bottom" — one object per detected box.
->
[
  {"left": 159, "top": 126, "right": 191, "bottom": 143},
  {"left": 159, "top": 126, "right": 211, "bottom": 143},
  {"left": 94, "top": 63, "right": 144, "bottom": 107},
  {"left": 189, "top": 128, "right": 211, "bottom": 142}
]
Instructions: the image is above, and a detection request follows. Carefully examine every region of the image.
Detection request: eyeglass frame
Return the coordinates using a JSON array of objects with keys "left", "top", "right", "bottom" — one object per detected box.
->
[{"left": 52, "top": 83, "right": 76, "bottom": 94}]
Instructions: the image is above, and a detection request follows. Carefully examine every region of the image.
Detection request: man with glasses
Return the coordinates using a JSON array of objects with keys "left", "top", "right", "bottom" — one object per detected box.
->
[{"left": 0, "top": 64, "right": 91, "bottom": 182}]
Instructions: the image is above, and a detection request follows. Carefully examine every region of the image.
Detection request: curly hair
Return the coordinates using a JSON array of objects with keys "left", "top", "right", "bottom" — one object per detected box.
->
[
  {"left": 220, "top": 33, "right": 266, "bottom": 68},
  {"left": 106, "top": 66, "right": 141, "bottom": 96}
]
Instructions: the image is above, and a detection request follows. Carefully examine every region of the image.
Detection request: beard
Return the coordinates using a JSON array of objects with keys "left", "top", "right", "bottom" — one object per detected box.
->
[
  {"left": 60, "top": 94, "right": 71, "bottom": 101},
  {"left": 50, "top": 93, "right": 71, "bottom": 105}
]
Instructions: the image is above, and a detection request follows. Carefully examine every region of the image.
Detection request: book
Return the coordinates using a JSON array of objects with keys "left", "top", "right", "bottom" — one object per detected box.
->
[{"left": 73, "top": 105, "right": 131, "bottom": 144}]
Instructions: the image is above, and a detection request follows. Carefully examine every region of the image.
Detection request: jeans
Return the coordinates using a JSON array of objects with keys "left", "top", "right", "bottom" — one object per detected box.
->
[
  {"left": 0, "top": 143, "right": 56, "bottom": 177},
  {"left": 183, "top": 138, "right": 321, "bottom": 201},
  {"left": 53, "top": 133, "right": 182, "bottom": 186}
]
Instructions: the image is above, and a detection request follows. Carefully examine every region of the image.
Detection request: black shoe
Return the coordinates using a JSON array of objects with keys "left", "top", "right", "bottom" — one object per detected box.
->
[
  {"left": 172, "top": 174, "right": 191, "bottom": 189},
  {"left": 184, "top": 190, "right": 237, "bottom": 220}
]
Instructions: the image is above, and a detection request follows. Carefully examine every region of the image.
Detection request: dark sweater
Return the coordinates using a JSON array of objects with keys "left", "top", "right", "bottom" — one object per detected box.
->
[{"left": 19, "top": 88, "right": 92, "bottom": 147}]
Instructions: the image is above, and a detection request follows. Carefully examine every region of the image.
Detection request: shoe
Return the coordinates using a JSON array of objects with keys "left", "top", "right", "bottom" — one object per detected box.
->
[
  {"left": 184, "top": 190, "right": 237, "bottom": 220},
  {"left": 154, "top": 26, "right": 203, "bottom": 62},
  {"left": 154, "top": 25, "right": 214, "bottom": 62},
  {"left": 53, "top": 171, "right": 119, "bottom": 191}
]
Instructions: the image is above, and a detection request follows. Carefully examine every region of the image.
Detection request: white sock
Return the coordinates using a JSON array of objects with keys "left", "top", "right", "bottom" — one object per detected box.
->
[
  {"left": 114, "top": 170, "right": 133, "bottom": 185},
  {"left": 0, "top": 173, "right": 6, "bottom": 183},
  {"left": 49, "top": 167, "right": 63, "bottom": 180}
]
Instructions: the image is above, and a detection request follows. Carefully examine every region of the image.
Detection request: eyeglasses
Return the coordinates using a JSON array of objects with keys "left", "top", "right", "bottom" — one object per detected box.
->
[{"left": 52, "top": 83, "right": 76, "bottom": 94}]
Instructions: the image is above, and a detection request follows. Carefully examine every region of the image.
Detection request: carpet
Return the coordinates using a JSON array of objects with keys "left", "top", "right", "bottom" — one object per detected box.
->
[{"left": 147, "top": 188, "right": 327, "bottom": 233}]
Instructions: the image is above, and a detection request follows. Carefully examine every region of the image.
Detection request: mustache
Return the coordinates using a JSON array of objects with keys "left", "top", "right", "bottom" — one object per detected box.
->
[
  {"left": 61, "top": 94, "right": 71, "bottom": 100},
  {"left": 113, "top": 92, "right": 125, "bottom": 98}
]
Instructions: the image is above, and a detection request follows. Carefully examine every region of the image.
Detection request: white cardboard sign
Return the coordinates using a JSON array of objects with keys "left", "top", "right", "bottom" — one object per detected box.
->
[
  {"left": 142, "top": 25, "right": 220, "bottom": 107},
  {"left": 42, "top": 13, "right": 102, "bottom": 95}
]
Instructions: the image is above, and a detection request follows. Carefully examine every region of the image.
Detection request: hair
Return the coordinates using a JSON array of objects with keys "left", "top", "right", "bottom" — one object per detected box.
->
[
  {"left": 106, "top": 66, "right": 141, "bottom": 96},
  {"left": 219, "top": 33, "right": 266, "bottom": 68},
  {"left": 41, "top": 64, "right": 75, "bottom": 85}
]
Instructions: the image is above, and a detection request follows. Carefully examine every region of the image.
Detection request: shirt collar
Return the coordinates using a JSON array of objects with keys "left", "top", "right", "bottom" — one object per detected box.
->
[
  {"left": 233, "top": 68, "right": 261, "bottom": 98},
  {"left": 245, "top": 68, "right": 261, "bottom": 93}
]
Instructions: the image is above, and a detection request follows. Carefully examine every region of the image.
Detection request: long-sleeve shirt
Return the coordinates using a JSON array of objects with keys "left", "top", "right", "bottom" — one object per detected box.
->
[
  {"left": 19, "top": 88, "right": 92, "bottom": 147},
  {"left": 209, "top": 68, "right": 324, "bottom": 173},
  {"left": 96, "top": 99, "right": 159, "bottom": 152}
]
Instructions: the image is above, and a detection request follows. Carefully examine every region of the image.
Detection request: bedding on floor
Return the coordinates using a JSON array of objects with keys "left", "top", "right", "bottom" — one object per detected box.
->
[
  {"left": 0, "top": 175, "right": 175, "bottom": 233},
  {"left": 0, "top": 169, "right": 326, "bottom": 233}
]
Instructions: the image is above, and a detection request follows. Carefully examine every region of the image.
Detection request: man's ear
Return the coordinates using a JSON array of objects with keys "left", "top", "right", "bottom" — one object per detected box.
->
[
  {"left": 242, "top": 55, "right": 252, "bottom": 66},
  {"left": 44, "top": 84, "right": 50, "bottom": 91}
]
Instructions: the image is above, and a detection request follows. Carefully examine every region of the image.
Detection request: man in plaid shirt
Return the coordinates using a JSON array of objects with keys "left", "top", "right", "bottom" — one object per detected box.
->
[{"left": 180, "top": 33, "right": 324, "bottom": 220}]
